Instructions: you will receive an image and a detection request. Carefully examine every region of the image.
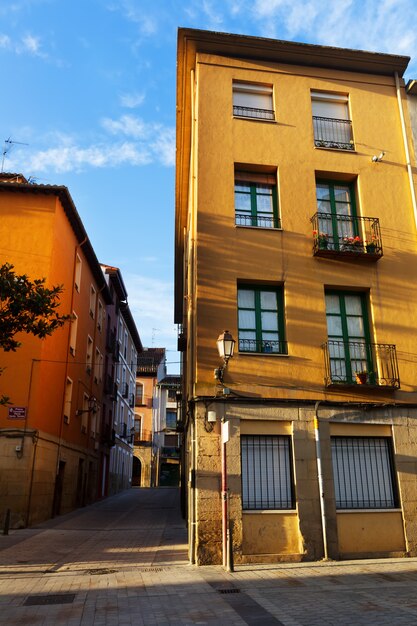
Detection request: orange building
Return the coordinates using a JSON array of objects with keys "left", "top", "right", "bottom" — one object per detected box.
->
[
  {"left": 133, "top": 348, "right": 165, "bottom": 487},
  {"left": 0, "top": 174, "right": 113, "bottom": 527}
]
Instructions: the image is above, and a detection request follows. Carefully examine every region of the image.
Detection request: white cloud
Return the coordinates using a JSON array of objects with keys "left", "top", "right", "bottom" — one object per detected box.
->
[
  {"left": 9, "top": 140, "right": 151, "bottom": 173},
  {"left": 101, "top": 114, "right": 147, "bottom": 138},
  {"left": 7, "top": 114, "right": 175, "bottom": 174},
  {"left": 0, "top": 34, "right": 11, "bottom": 48},
  {"left": 119, "top": 92, "right": 145, "bottom": 108}
]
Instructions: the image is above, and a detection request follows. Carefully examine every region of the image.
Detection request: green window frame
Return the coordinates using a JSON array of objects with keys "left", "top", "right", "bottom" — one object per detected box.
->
[
  {"left": 235, "top": 171, "right": 280, "bottom": 229},
  {"left": 325, "top": 291, "right": 374, "bottom": 384},
  {"left": 238, "top": 285, "right": 286, "bottom": 354},
  {"left": 316, "top": 180, "right": 361, "bottom": 251}
]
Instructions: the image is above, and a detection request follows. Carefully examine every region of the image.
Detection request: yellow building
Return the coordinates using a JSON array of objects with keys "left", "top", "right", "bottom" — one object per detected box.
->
[
  {"left": 0, "top": 174, "right": 113, "bottom": 527},
  {"left": 175, "top": 29, "right": 417, "bottom": 565}
]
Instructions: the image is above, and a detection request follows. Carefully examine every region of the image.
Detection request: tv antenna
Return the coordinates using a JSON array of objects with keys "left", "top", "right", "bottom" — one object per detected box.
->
[
  {"left": 1, "top": 137, "right": 29, "bottom": 172},
  {"left": 151, "top": 328, "right": 160, "bottom": 347}
]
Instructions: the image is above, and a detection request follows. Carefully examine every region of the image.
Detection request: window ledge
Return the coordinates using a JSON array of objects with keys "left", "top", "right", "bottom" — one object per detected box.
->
[
  {"left": 243, "top": 509, "right": 297, "bottom": 514},
  {"left": 314, "top": 146, "right": 357, "bottom": 154},
  {"left": 235, "top": 225, "right": 283, "bottom": 231},
  {"left": 239, "top": 351, "right": 289, "bottom": 357},
  {"left": 336, "top": 509, "right": 402, "bottom": 514},
  {"left": 233, "top": 116, "right": 277, "bottom": 124}
]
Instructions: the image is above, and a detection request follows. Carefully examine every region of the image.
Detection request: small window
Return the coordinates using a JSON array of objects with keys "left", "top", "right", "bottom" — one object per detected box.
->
[
  {"left": 331, "top": 436, "right": 398, "bottom": 509},
  {"left": 90, "top": 285, "right": 96, "bottom": 318},
  {"left": 235, "top": 170, "right": 279, "bottom": 228},
  {"left": 97, "top": 300, "right": 103, "bottom": 332},
  {"left": 81, "top": 393, "right": 89, "bottom": 433},
  {"left": 69, "top": 312, "right": 78, "bottom": 356},
  {"left": 75, "top": 254, "right": 82, "bottom": 292},
  {"left": 63, "top": 377, "right": 73, "bottom": 423},
  {"left": 233, "top": 81, "right": 274, "bottom": 120},
  {"left": 238, "top": 286, "right": 286, "bottom": 354},
  {"left": 241, "top": 435, "right": 294, "bottom": 510},
  {"left": 166, "top": 410, "right": 177, "bottom": 430},
  {"left": 311, "top": 91, "right": 354, "bottom": 151},
  {"left": 86, "top": 336, "right": 93, "bottom": 374},
  {"left": 135, "top": 383, "right": 143, "bottom": 405}
]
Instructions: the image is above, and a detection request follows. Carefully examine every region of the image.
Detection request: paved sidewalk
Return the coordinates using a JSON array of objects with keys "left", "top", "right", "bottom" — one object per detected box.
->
[{"left": 1, "top": 488, "right": 417, "bottom": 625}]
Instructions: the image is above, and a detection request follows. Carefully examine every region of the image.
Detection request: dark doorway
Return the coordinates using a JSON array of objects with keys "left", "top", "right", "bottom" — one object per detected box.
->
[
  {"left": 132, "top": 456, "right": 142, "bottom": 486},
  {"left": 160, "top": 462, "right": 180, "bottom": 487},
  {"left": 52, "top": 460, "right": 66, "bottom": 517}
]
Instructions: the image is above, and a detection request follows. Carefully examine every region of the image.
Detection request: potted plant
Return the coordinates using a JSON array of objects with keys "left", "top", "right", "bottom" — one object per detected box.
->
[
  {"left": 355, "top": 369, "right": 368, "bottom": 384},
  {"left": 366, "top": 235, "right": 378, "bottom": 254},
  {"left": 313, "top": 230, "right": 329, "bottom": 249},
  {"left": 342, "top": 235, "right": 363, "bottom": 252}
]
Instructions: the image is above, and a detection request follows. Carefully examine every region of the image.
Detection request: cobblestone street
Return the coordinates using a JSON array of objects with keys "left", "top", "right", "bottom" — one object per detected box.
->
[{"left": 2, "top": 488, "right": 417, "bottom": 625}]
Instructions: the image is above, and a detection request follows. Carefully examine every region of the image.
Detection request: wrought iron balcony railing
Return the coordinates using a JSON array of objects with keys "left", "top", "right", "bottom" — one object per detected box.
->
[
  {"left": 235, "top": 213, "right": 280, "bottom": 229},
  {"left": 238, "top": 338, "right": 288, "bottom": 355},
  {"left": 311, "top": 213, "right": 383, "bottom": 261},
  {"left": 233, "top": 105, "right": 275, "bottom": 121},
  {"left": 313, "top": 116, "right": 355, "bottom": 151},
  {"left": 323, "top": 340, "right": 400, "bottom": 388}
]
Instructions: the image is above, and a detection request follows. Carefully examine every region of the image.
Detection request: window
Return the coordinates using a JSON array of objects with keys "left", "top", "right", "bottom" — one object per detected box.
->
[
  {"left": 235, "top": 170, "right": 279, "bottom": 228},
  {"left": 311, "top": 91, "right": 354, "bottom": 150},
  {"left": 89, "top": 285, "right": 96, "bottom": 318},
  {"left": 238, "top": 286, "right": 286, "bottom": 354},
  {"left": 316, "top": 180, "right": 358, "bottom": 251},
  {"left": 325, "top": 291, "right": 373, "bottom": 384},
  {"left": 75, "top": 254, "right": 82, "bottom": 292},
  {"left": 241, "top": 435, "right": 294, "bottom": 510},
  {"left": 233, "top": 81, "right": 274, "bottom": 120},
  {"left": 97, "top": 300, "right": 103, "bottom": 332},
  {"left": 166, "top": 410, "right": 177, "bottom": 430},
  {"left": 135, "top": 383, "right": 143, "bottom": 405},
  {"left": 63, "top": 378, "right": 73, "bottom": 423},
  {"left": 134, "top": 417, "right": 141, "bottom": 435},
  {"left": 86, "top": 336, "right": 93, "bottom": 374},
  {"left": 69, "top": 312, "right": 78, "bottom": 356},
  {"left": 94, "top": 348, "right": 103, "bottom": 384},
  {"left": 81, "top": 393, "right": 89, "bottom": 433},
  {"left": 331, "top": 436, "right": 398, "bottom": 509}
]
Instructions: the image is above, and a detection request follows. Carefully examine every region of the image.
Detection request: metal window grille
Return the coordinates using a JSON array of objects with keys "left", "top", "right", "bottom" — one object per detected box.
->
[
  {"left": 331, "top": 436, "right": 398, "bottom": 509},
  {"left": 241, "top": 435, "right": 294, "bottom": 510}
]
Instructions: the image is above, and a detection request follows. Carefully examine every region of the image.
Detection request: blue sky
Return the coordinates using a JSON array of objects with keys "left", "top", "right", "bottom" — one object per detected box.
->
[{"left": 2, "top": 0, "right": 417, "bottom": 374}]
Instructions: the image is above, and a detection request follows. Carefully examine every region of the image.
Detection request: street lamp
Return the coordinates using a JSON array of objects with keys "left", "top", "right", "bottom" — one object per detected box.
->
[
  {"left": 76, "top": 395, "right": 98, "bottom": 416},
  {"left": 214, "top": 330, "right": 235, "bottom": 382}
]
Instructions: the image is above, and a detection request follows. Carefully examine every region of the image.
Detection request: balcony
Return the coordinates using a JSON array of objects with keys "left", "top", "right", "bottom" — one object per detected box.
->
[
  {"left": 323, "top": 340, "right": 400, "bottom": 389},
  {"left": 313, "top": 116, "right": 354, "bottom": 151},
  {"left": 235, "top": 213, "right": 280, "bottom": 229},
  {"left": 133, "top": 429, "right": 152, "bottom": 446},
  {"left": 161, "top": 446, "right": 180, "bottom": 459},
  {"left": 311, "top": 213, "right": 382, "bottom": 261},
  {"left": 121, "top": 382, "right": 129, "bottom": 398},
  {"left": 239, "top": 338, "right": 288, "bottom": 355},
  {"left": 233, "top": 105, "right": 275, "bottom": 121}
]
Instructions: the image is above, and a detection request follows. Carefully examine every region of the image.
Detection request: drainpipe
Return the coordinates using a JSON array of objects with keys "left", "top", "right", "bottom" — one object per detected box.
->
[
  {"left": 394, "top": 71, "right": 417, "bottom": 230},
  {"left": 187, "top": 67, "right": 198, "bottom": 565},
  {"left": 314, "top": 401, "right": 329, "bottom": 560}
]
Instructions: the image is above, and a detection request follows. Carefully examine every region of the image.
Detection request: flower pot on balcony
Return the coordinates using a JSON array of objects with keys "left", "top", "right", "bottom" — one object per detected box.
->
[
  {"left": 366, "top": 243, "right": 377, "bottom": 254},
  {"left": 355, "top": 372, "right": 368, "bottom": 385},
  {"left": 318, "top": 239, "right": 328, "bottom": 250}
]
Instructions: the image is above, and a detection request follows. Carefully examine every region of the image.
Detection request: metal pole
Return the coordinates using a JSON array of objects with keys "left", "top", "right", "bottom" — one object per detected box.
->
[
  {"left": 314, "top": 404, "right": 329, "bottom": 560},
  {"left": 221, "top": 434, "right": 228, "bottom": 568}
]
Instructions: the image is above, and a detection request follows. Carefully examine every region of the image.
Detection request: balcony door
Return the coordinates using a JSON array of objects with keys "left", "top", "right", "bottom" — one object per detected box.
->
[
  {"left": 316, "top": 181, "right": 358, "bottom": 251},
  {"left": 325, "top": 292, "right": 374, "bottom": 384}
]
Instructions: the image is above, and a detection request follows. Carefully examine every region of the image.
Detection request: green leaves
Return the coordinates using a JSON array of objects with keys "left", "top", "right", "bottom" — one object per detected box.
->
[{"left": 0, "top": 263, "right": 70, "bottom": 352}]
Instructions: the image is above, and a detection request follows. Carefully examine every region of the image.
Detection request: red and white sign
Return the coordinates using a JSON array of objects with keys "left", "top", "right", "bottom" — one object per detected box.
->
[{"left": 8, "top": 406, "right": 27, "bottom": 420}]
